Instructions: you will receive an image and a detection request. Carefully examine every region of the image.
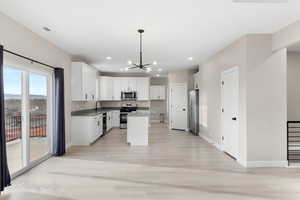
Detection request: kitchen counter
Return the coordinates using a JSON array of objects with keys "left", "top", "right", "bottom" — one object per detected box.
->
[
  {"left": 71, "top": 108, "right": 119, "bottom": 117},
  {"left": 71, "top": 107, "right": 150, "bottom": 117}
]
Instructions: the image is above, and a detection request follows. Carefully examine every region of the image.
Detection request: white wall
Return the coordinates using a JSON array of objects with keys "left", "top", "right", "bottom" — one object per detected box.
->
[
  {"left": 287, "top": 52, "right": 300, "bottom": 121},
  {"left": 0, "top": 12, "right": 72, "bottom": 146}
]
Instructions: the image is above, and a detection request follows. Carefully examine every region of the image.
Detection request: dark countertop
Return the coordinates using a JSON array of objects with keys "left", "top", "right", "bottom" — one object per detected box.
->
[{"left": 71, "top": 107, "right": 150, "bottom": 117}]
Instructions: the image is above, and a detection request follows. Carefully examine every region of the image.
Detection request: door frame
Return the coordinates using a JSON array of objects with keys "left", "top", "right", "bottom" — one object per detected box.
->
[
  {"left": 221, "top": 66, "right": 239, "bottom": 160},
  {"left": 169, "top": 83, "right": 188, "bottom": 131},
  {"left": 4, "top": 56, "right": 54, "bottom": 178}
]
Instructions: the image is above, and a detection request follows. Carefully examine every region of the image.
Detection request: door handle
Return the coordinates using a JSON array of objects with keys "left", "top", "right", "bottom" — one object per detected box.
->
[
  {"left": 182, "top": 108, "right": 186, "bottom": 111},
  {"left": 232, "top": 117, "right": 237, "bottom": 121}
]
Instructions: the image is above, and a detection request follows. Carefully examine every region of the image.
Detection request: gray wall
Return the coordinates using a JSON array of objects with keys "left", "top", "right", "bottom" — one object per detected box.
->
[
  {"left": 0, "top": 12, "right": 72, "bottom": 146},
  {"left": 167, "top": 69, "right": 196, "bottom": 128},
  {"left": 199, "top": 34, "right": 288, "bottom": 166},
  {"left": 150, "top": 77, "right": 168, "bottom": 122},
  {"left": 287, "top": 52, "right": 300, "bottom": 121},
  {"left": 198, "top": 36, "right": 248, "bottom": 164},
  {"left": 273, "top": 20, "right": 300, "bottom": 51}
]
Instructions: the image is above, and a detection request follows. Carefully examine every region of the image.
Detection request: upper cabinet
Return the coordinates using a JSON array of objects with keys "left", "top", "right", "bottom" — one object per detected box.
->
[
  {"left": 113, "top": 77, "right": 121, "bottom": 101},
  {"left": 71, "top": 62, "right": 98, "bottom": 101},
  {"left": 120, "top": 77, "right": 137, "bottom": 92},
  {"left": 136, "top": 77, "right": 150, "bottom": 101},
  {"left": 99, "top": 76, "right": 113, "bottom": 101},
  {"left": 150, "top": 85, "right": 166, "bottom": 100},
  {"left": 98, "top": 76, "right": 150, "bottom": 101}
]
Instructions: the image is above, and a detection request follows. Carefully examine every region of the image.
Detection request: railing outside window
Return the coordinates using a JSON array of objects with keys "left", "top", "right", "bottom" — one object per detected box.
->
[
  {"left": 287, "top": 121, "right": 300, "bottom": 165},
  {"left": 5, "top": 114, "right": 47, "bottom": 143}
]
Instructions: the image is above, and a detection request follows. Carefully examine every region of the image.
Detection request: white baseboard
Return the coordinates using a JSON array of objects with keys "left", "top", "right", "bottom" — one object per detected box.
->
[
  {"left": 287, "top": 162, "right": 300, "bottom": 168},
  {"left": 199, "top": 134, "right": 222, "bottom": 152},
  {"left": 66, "top": 142, "right": 73, "bottom": 150},
  {"left": 245, "top": 161, "right": 288, "bottom": 168},
  {"left": 237, "top": 159, "right": 247, "bottom": 167},
  {"left": 199, "top": 134, "right": 288, "bottom": 168}
]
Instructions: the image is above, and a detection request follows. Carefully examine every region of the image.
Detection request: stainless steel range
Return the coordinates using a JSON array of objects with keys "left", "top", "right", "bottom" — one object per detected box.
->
[{"left": 120, "top": 103, "right": 137, "bottom": 129}]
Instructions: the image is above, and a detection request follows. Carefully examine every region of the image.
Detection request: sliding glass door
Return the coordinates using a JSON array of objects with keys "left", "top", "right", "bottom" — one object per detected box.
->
[
  {"left": 3, "top": 54, "right": 53, "bottom": 176},
  {"left": 29, "top": 72, "right": 51, "bottom": 163},
  {"left": 3, "top": 66, "right": 23, "bottom": 174}
]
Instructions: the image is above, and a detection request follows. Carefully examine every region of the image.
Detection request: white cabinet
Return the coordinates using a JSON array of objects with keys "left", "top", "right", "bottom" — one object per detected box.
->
[
  {"left": 98, "top": 76, "right": 149, "bottom": 101},
  {"left": 86, "top": 66, "right": 97, "bottom": 101},
  {"left": 71, "top": 114, "right": 103, "bottom": 146},
  {"left": 128, "top": 78, "right": 137, "bottom": 91},
  {"left": 112, "top": 110, "right": 120, "bottom": 127},
  {"left": 107, "top": 111, "right": 113, "bottom": 131},
  {"left": 113, "top": 77, "right": 121, "bottom": 101},
  {"left": 99, "top": 76, "right": 113, "bottom": 101},
  {"left": 136, "top": 77, "right": 150, "bottom": 100},
  {"left": 120, "top": 77, "right": 137, "bottom": 91},
  {"left": 71, "top": 62, "right": 98, "bottom": 101},
  {"left": 150, "top": 85, "right": 166, "bottom": 100}
]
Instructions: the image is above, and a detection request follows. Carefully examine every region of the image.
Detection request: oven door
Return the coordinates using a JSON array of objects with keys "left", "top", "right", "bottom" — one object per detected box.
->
[{"left": 120, "top": 112, "right": 128, "bottom": 129}]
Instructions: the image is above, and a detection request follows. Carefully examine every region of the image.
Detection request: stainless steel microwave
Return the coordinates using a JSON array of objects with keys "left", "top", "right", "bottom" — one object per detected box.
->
[{"left": 121, "top": 91, "right": 137, "bottom": 101}]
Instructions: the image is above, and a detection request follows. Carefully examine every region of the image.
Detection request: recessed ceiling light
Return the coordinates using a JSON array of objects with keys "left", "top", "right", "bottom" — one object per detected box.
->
[
  {"left": 153, "top": 61, "right": 157, "bottom": 65},
  {"left": 43, "top": 27, "right": 51, "bottom": 32},
  {"left": 158, "top": 68, "right": 163, "bottom": 72},
  {"left": 124, "top": 67, "right": 129, "bottom": 71},
  {"left": 146, "top": 68, "right": 152, "bottom": 73},
  {"left": 188, "top": 57, "right": 193, "bottom": 61},
  {"left": 156, "top": 74, "right": 160, "bottom": 77},
  {"left": 106, "top": 56, "right": 112, "bottom": 60},
  {"left": 127, "top": 60, "right": 132, "bottom": 65}
]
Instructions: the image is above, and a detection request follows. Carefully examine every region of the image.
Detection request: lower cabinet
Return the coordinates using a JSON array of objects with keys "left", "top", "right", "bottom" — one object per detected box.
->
[
  {"left": 112, "top": 111, "right": 120, "bottom": 128},
  {"left": 107, "top": 111, "right": 113, "bottom": 131},
  {"left": 71, "top": 114, "right": 103, "bottom": 146},
  {"left": 106, "top": 110, "right": 120, "bottom": 131},
  {"left": 106, "top": 111, "right": 120, "bottom": 132}
]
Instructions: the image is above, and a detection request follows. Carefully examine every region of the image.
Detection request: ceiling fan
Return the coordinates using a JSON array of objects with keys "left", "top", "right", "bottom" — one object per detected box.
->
[{"left": 128, "top": 29, "right": 155, "bottom": 71}]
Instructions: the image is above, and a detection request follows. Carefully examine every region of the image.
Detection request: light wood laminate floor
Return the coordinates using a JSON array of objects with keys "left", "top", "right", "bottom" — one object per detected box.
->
[{"left": 2, "top": 123, "right": 300, "bottom": 200}]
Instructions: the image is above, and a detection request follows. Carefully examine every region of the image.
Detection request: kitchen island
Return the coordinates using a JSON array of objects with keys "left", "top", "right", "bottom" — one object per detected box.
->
[{"left": 127, "top": 112, "right": 150, "bottom": 146}]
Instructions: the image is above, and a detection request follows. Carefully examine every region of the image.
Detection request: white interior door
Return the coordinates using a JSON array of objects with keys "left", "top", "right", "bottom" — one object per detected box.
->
[
  {"left": 170, "top": 84, "right": 188, "bottom": 130},
  {"left": 221, "top": 67, "right": 239, "bottom": 159}
]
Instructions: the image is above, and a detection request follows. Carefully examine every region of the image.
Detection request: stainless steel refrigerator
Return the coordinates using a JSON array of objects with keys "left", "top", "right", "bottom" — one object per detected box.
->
[{"left": 189, "top": 90, "right": 199, "bottom": 135}]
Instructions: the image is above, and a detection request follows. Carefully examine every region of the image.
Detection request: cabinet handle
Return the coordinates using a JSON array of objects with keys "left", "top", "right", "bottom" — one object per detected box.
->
[{"left": 85, "top": 94, "right": 88, "bottom": 100}]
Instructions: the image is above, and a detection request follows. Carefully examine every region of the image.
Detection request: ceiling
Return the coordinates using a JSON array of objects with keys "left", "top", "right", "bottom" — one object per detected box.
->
[{"left": 0, "top": 0, "right": 300, "bottom": 76}]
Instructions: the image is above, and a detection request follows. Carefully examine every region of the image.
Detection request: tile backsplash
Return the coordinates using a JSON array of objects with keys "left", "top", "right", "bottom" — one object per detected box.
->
[
  {"left": 101, "top": 101, "right": 150, "bottom": 108},
  {"left": 72, "top": 101, "right": 150, "bottom": 112},
  {"left": 72, "top": 101, "right": 98, "bottom": 112}
]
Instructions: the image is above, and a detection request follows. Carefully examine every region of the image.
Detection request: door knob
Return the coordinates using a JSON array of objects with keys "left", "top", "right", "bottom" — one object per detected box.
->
[
  {"left": 182, "top": 108, "right": 186, "bottom": 111},
  {"left": 232, "top": 117, "right": 237, "bottom": 121}
]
